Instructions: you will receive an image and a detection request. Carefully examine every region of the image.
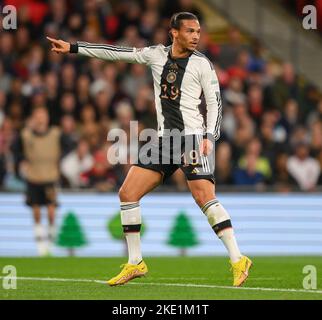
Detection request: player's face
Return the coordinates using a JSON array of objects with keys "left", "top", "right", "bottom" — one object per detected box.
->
[{"left": 173, "top": 19, "right": 201, "bottom": 51}]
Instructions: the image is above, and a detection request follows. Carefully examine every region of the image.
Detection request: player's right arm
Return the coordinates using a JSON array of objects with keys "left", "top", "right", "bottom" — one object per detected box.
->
[{"left": 46, "top": 36, "right": 152, "bottom": 64}]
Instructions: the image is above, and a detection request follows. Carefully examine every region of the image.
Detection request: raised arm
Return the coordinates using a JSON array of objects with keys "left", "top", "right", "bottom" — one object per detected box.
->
[{"left": 46, "top": 36, "right": 151, "bottom": 65}]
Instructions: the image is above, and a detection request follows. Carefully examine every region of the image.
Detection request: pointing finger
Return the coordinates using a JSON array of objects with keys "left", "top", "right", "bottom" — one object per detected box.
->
[{"left": 46, "top": 36, "right": 60, "bottom": 45}]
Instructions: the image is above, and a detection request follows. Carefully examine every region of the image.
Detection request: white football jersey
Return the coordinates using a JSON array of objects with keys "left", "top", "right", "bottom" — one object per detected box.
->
[{"left": 74, "top": 42, "right": 222, "bottom": 139}]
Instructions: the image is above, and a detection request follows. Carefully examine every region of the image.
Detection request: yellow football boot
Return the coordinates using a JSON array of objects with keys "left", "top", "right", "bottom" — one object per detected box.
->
[
  {"left": 107, "top": 261, "right": 148, "bottom": 286},
  {"left": 230, "top": 256, "right": 253, "bottom": 287}
]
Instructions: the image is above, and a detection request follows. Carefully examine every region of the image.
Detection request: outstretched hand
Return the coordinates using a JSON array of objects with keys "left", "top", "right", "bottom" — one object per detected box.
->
[{"left": 46, "top": 36, "right": 70, "bottom": 53}]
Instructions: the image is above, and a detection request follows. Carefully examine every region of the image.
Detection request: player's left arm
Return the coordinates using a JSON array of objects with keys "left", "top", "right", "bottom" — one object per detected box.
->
[{"left": 199, "top": 59, "right": 222, "bottom": 155}]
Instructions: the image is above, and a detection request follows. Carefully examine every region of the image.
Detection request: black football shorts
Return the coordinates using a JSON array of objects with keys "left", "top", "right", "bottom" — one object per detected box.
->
[
  {"left": 26, "top": 182, "right": 58, "bottom": 207},
  {"left": 134, "top": 134, "right": 215, "bottom": 184}
]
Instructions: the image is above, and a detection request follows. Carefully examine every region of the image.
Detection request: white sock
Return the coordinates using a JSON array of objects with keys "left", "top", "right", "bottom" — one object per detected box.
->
[
  {"left": 201, "top": 200, "right": 242, "bottom": 263},
  {"left": 34, "top": 223, "right": 48, "bottom": 256},
  {"left": 47, "top": 224, "right": 56, "bottom": 254},
  {"left": 120, "top": 201, "right": 143, "bottom": 265},
  {"left": 217, "top": 228, "right": 242, "bottom": 263},
  {"left": 48, "top": 224, "right": 56, "bottom": 243},
  {"left": 125, "top": 232, "right": 142, "bottom": 265}
]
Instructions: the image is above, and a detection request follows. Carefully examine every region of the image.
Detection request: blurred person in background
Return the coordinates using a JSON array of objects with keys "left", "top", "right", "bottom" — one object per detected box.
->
[
  {"left": 233, "top": 153, "right": 265, "bottom": 186},
  {"left": 278, "top": 99, "right": 301, "bottom": 136},
  {"left": 11, "top": 106, "right": 65, "bottom": 256},
  {"left": 0, "top": 90, "right": 7, "bottom": 127},
  {"left": 217, "top": 27, "right": 250, "bottom": 69},
  {"left": 237, "top": 137, "right": 272, "bottom": 183},
  {"left": 307, "top": 98, "right": 322, "bottom": 126},
  {"left": 81, "top": 147, "right": 118, "bottom": 192},
  {"left": 287, "top": 142, "right": 321, "bottom": 191},
  {"left": 61, "top": 138, "right": 93, "bottom": 188},
  {"left": 270, "top": 63, "right": 301, "bottom": 112},
  {"left": 60, "top": 114, "right": 79, "bottom": 156},
  {"left": 309, "top": 120, "right": 322, "bottom": 156},
  {"left": 273, "top": 152, "right": 295, "bottom": 192},
  {"left": 0, "top": 118, "right": 18, "bottom": 190},
  {"left": 247, "top": 84, "right": 265, "bottom": 125},
  {"left": 317, "top": 149, "right": 322, "bottom": 185},
  {"left": 215, "top": 142, "right": 233, "bottom": 184},
  {"left": 0, "top": 62, "right": 12, "bottom": 94}
]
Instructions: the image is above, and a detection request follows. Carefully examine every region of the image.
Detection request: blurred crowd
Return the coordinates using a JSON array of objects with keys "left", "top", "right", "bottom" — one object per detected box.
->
[{"left": 0, "top": 0, "right": 322, "bottom": 192}]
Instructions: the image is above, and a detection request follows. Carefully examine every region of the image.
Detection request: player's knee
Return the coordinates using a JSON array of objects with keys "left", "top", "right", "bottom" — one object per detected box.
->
[
  {"left": 118, "top": 185, "right": 139, "bottom": 202},
  {"left": 118, "top": 186, "right": 129, "bottom": 202},
  {"left": 192, "top": 191, "right": 210, "bottom": 208}
]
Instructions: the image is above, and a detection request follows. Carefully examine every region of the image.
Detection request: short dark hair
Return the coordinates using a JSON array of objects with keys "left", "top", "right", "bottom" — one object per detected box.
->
[{"left": 170, "top": 12, "right": 198, "bottom": 30}]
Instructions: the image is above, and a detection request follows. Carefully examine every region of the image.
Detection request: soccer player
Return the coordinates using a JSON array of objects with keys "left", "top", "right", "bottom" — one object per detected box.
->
[{"left": 47, "top": 12, "right": 252, "bottom": 286}]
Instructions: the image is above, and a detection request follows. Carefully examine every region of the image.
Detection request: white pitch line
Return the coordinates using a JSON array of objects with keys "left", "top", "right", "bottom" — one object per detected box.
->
[
  {"left": 0, "top": 276, "right": 321, "bottom": 295},
  {"left": 128, "top": 282, "right": 322, "bottom": 294},
  {"left": 0, "top": 276, "right": 106, "bottom": 284},
  {"left": 153, "top": 277, "right": 281, "bottom": 281},
  {"left": 151, "top": 277, "right": 208, "bottom": 280},
  {"left": 247, "top": 278, "right": 282, "bottom": 281}
]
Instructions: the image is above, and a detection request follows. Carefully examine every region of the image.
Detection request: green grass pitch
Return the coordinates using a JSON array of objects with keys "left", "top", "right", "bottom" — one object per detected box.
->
[{"left": 0, "top": 257, "right": 321, "bottom": 300}]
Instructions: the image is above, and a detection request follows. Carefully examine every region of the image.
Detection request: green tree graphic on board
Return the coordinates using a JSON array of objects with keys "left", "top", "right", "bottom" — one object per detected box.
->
[
  {"left": 167, "top": 211, "right": 199, "bottom": 256},
  {"left": 56, "top": 211, "right": 87, "bottom": 256}
]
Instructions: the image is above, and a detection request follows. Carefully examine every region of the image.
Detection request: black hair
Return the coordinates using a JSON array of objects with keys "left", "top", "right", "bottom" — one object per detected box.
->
[
  {"left": 169, "top": 12, "right": 198, "bottom": 41},
  {"left": 170, "top": 12, "right": 198, "bottom": 30}
]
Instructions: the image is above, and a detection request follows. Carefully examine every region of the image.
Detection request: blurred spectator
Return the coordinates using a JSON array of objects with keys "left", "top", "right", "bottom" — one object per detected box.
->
[
  {"left": 0, "top": 32, "right": 15, "bottom": 74},
  {"left": 233, "top": 153, "right": 265, "bottom": 185},
  {"left": 162, "top": 0, "right": 204, "bottom": 23},
  {"left": 273, "top": 152, "right": 295, "bottom": 192},
  {"left": 310, "top": 121, "right": 322, "bottom": 156},
  {"left": 247, "top": 84, "right": 265, "bottom": 124},
  {"left": 81, "top": 148, "right": 118, "bottom": 192},
  {"left": 139, "top": 10, "right": 160, "bottom": 40},
  {"left": 307, "top": 99, "right": 322, "bottom": 126},
  {"left": 218, "top": 27, "right": 250, "bottom": 69},
  {"left": 121, "top": 64, "right": 151, "bottom": 99},
  {"left": 60, "top": 91, "right": 77, "bottom": 119},
  {"left": 60, "top": 115, "right": 79, "bottom": 156},
  {"left": 42, "top": 0, "right": 68, "bottom": 36},
  {"left": 60, "top": 63, "right": 76, "bottom": 92},
  {"left": 278, "top": 99, "right": 300, "bottom": 136},
  {"left": 259, "top": 112, "right": 286, "bottom": 165},
  {"left": 270, "top": 63, "right": 302, "bottom": 111},
  {"left": 133, "top": 85, "right": 157, "bottom": 129},
  {"left": 215, "top": 142, "right": 233, "bottom": 184},
  {"left": 0, "top": 91, "right": 6, "bottom": 127},
  {"left": 0, "top": 62, "right": 11, "bottom": 93},
  {"left": 238, "top": 138, "right": 272, "bottom": 182},
  {"left": 61, "top": 138, "right": 94, "bottom": 188},
  {"left": 7, "top": 101, "right": 24, "bottom": 131},
  {"left": 76, "top": 74, "right": 91, "bottom": 107},
  {"left": 223, "top": 77, "right": 246, "bottom": 106},
  {"left": 287, "top": 143, "right": 321, "bottom": 191}
]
